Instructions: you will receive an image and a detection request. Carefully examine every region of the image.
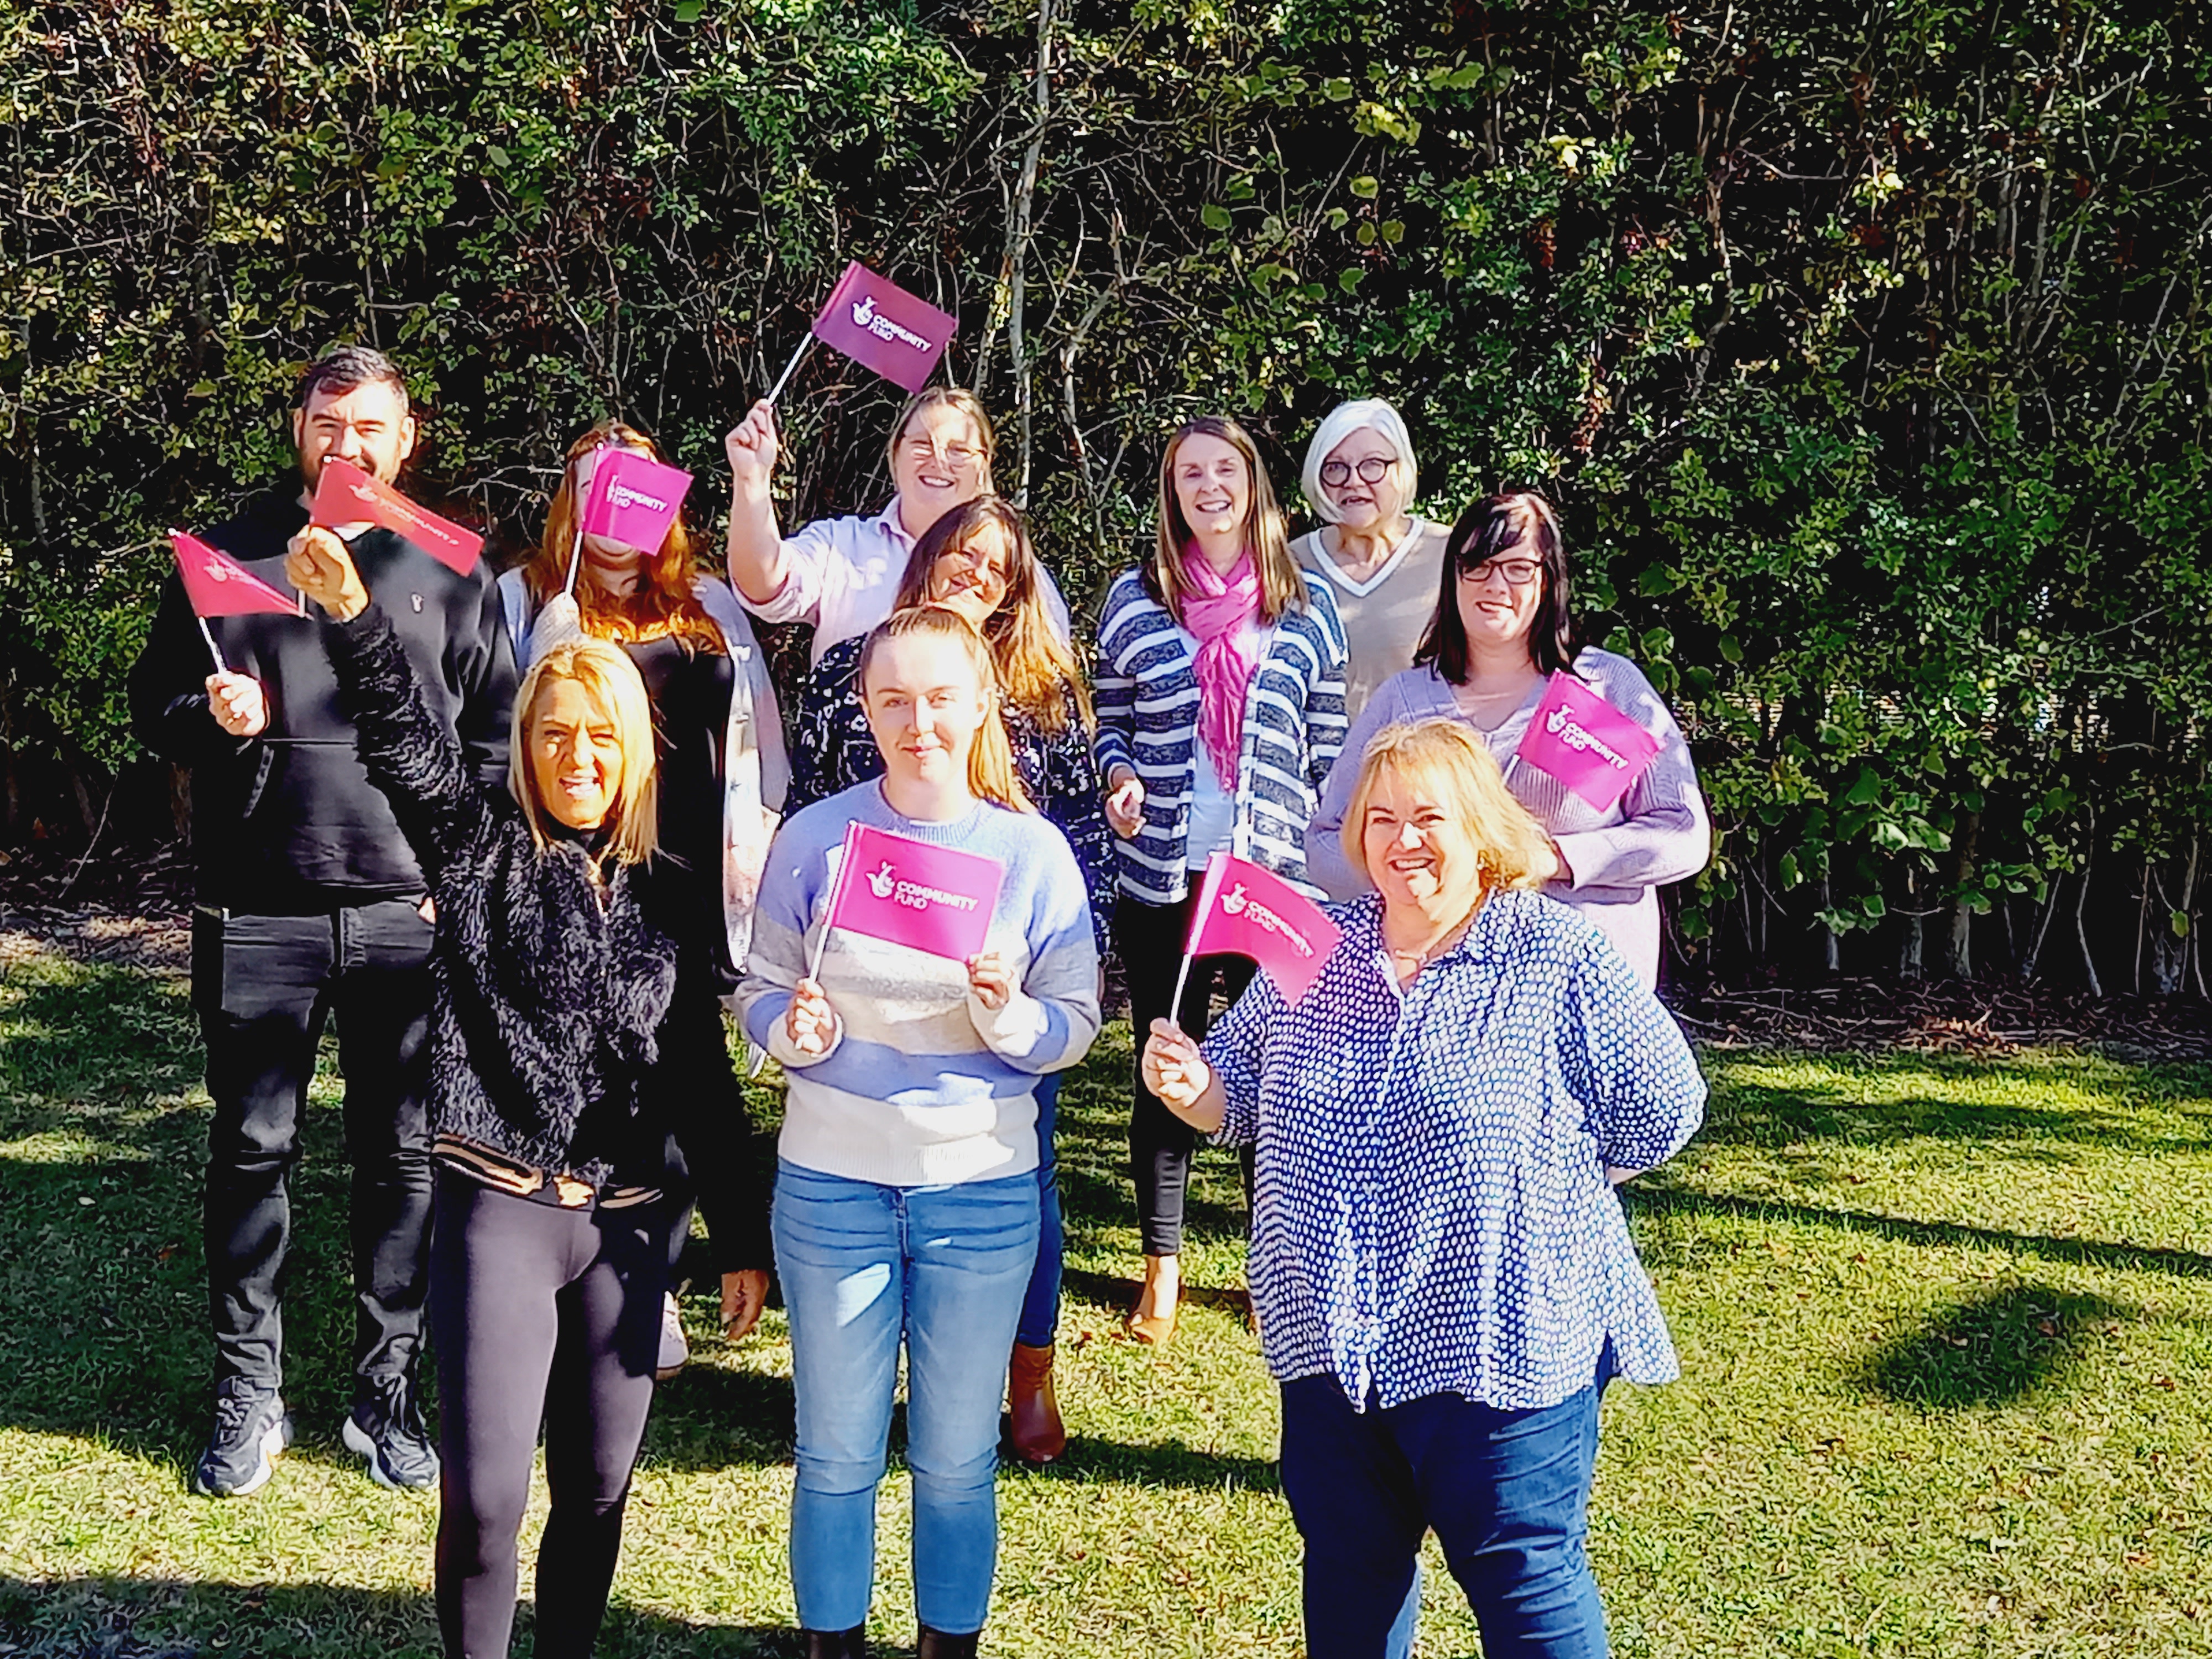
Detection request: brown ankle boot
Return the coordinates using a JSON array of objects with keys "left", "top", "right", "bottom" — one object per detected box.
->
[{"left": 1007, "top": 1342, "right": 1066, "bottom": 1465}]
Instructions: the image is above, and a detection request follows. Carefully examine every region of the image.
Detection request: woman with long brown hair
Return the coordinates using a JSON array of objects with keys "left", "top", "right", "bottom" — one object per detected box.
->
[
  {"left": 499, "top": 418, "right": 787, "bottom": 1372},
  {"left": 1092, "top": 415, "right": 1347, "bottom": 1345}
]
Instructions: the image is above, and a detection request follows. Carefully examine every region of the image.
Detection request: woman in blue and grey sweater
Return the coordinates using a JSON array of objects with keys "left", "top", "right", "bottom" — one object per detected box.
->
[
  {"left": 739, "top": 606, "right": 1100, "bottom": 1659},
  {"left": 1093, "top": 415, "right": 1347, "bottom": 1345}
]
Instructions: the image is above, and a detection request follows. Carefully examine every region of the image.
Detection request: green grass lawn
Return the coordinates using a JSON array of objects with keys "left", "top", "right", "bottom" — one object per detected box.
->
[{"left": 2, "top": 946, "right": 2208, "bottom": 1657}]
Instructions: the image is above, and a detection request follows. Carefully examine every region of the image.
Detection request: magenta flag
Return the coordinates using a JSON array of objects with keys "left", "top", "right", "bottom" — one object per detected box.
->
[
  {"left": 1512, "top": 670, "right": 1661, "bottom": 813},
  {"left": 171, "top": 530, "right": 302, "bottom": 619},
  {"left": 311, "top": 458, "right": 484, "bottom": 575},
  {"left": 809, "top": 262, "right": 956, "bottom": 393},
  {"left": 580, "top": 448, "right": 691, "bottom": 554},
  {"left": 823, "top": 822, "right": 1003, "bottom": 962},
  {"left": 1186, "top": 852, "right": 1342, "bottom": 1006}
]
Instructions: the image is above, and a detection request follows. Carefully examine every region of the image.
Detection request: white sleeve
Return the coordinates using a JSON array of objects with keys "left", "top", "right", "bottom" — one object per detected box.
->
[{"left": 738, "top": 516, "right": 846, "bottom": 627}]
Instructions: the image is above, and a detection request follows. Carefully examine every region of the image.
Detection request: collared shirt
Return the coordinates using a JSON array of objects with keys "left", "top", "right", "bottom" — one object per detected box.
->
[
  {"left": 738, "top": 497, "right": 1071, "bottom": 668},
  {"left": 1204, "top": 890, "right": 1706, "bottom": 1411}
]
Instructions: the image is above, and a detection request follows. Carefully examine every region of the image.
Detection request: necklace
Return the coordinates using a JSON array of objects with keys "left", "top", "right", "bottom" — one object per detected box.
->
[{"left": 1383, "top": 889, "right": 1488, "bottom": 979}]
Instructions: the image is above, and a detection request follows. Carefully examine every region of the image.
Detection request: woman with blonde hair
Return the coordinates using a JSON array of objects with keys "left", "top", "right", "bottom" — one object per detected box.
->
[
  {"left": 740, "top": 606, "right": 1101, "bottom": 1659},
  {"left": 499, "top": 416, "right": 786, "bottom": 1377},
  {"left": 1093, "top": 415, "right": 1347, "bottom": 1344},
  {"left": 721, "top": 387, "right": 1070, "bottom": 665},
  {"left": 286, "top": 529, "right": 767, "bottom": 1658},
  {"left": 1306, "top": 491, "right": 1709, "bottom": 991},
  {"left": 1143, "top": 717, "right": 1706, "bottom": 1659},
  {"left": 784, "top": 494, "right": 1113, "bottom": 1462}
]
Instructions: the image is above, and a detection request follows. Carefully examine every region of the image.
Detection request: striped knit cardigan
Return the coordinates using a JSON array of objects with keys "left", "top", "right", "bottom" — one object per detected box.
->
[{"left": 1092, "top": 569, "right": 1348, "bottom": 903}]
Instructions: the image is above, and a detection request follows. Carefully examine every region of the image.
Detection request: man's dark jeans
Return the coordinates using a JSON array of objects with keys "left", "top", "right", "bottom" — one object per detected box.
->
[{"left": 194, "top": 899, "right": 435, "bottom": 1392}]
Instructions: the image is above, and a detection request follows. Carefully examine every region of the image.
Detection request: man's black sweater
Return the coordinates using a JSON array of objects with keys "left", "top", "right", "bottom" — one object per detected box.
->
[{"left": 129, "top": 485, "right": 518, "bottom": 911}]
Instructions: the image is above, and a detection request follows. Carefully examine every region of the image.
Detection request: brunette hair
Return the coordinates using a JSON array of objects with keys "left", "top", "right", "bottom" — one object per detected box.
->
[
  {"left": 1415, "top": 491, "right": 1575, "bottom": 684},
  {"left": 510, "top": 639, "right": 661, "bottom": 867},
  {"left": 1144, "top": 416, "right": 1308, "bottom": 626},
  {"left": 1339, "top": 719, "right": 1554, "bottom": 893},
  {"left": 296, "top": 345, "right": 410, "bottom": 411},
  {"left": 885, "top": 387, "right": 997, "bottom": 493},
  {"left": 857, "top": 608, "right": 1035, "bottom": 813},
  {"left": 520, "top": 419, "right": 724, "bottom": 652},
  {"left": 892, "top": 496, "right": 1091, "bottom": 733}
]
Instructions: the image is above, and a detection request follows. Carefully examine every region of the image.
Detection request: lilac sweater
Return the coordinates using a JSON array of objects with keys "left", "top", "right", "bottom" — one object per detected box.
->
[{"left": 1305, "top": 650, "right": 1710, "bottom": 988}]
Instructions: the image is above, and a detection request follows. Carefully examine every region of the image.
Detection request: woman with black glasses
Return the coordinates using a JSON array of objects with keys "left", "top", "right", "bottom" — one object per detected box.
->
[
  {"left": 1305, "top": 492, "right": 1709, "bottom": 990},
  {"left": 1291, "top": 399, "right": 1449, "bottom": 722}
]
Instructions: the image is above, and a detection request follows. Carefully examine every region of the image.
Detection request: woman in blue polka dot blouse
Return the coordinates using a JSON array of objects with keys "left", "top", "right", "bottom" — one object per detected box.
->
[{"left": 1143, "top": 717, "right": 1706, "bottom": 1659}]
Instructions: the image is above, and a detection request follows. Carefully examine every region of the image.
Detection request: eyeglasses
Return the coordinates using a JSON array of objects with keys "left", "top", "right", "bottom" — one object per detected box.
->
[
  {"left": 1318, "top": 456, "right": 1397, "bottom": 488},
  {"left": 906, "top": 440, "right": 983, "bottom": 468},
  {"left": 1459, "top": 557, "right": 1542, "bottom": 587}
]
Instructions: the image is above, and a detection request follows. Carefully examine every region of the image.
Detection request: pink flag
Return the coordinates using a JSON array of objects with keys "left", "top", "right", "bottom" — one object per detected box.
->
[
  {"left": 310, "top": 458, "right": 484, "bottom": 575},
  {"left": 809, "top": 262, "right": 956, "bottom": 393},
  {"left": 823, "top": 822, "right": 1003, "bottom": 962},
  {"left": 580, "top": 448, "right": 691, "bottom": 554},
  {"left": 1512, "top": 671, "right": 1661, "bottom": 813},
  {"left": 1186, "top": 852, "right": 1342, "bottom": 1006},
  {"left": 171, "top": 530, "right": 301, "bottom": 619}
]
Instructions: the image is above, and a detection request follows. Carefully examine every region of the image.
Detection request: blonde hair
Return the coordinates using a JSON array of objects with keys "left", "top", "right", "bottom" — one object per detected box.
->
[
  {"left": 1340, "top": 719, "right": 1554, "bottom": 893},
  {"left": 857, "top": 607, "right": 1035, "bottom": 813},
  {"left": 893, "top": 495, "right": 1091, "bottom": 733},
  {"left": 886, "top": 387, "right": 997, "bottom": 494},
  {"left": 1147, "top": 415, "right": 1308, "bottom": 625},
  {"left": 510, "top": 638, "right": 661, "bottom": 867},
  {"left": 520, "top": 419, "right": 724, "bottom": 651}
]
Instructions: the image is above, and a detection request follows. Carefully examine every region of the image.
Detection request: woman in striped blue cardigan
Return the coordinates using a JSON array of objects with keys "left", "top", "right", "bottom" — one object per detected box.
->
[{"left": 1093, "top": 415, "right": 1347, "bottom": 1345}]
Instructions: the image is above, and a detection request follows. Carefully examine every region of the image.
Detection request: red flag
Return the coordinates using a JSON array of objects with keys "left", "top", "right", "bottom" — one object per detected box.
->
[
  {"left": 808, "top": 262, "right": 957, "bottom": 393},
  {"left": 580, "top": 448, "right": 692, "bottom": 553},
  {"left": 171, "top": 530, "right": 302, "bottom": 619},
  {"left": 1185, "top": 852, "right": 1342, "bottom": 1006},
  {"left": 1512, "top": 671, "right": 1661, "bottom": 813},
  {"left": 310, "top": 458, "right": 483, "bottom": 574},
  {"left": 823, "top": 821, "right": 1003, "bottom": 962}
]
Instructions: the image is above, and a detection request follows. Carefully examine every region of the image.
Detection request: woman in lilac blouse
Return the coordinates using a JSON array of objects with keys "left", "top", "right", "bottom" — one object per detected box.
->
[
  {"left": 1305, "top": 492, "right": 1709, "bottom": 990},
  {"left": 1144, "top": 718, "right": 1705, "bottom": 1659}
]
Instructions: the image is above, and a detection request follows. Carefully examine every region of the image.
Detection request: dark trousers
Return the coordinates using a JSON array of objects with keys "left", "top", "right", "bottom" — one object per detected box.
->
[
  {"left": 1113, "top": 891, "right": 1255, "bottom": 1258},
  {"left": 1279, "top": 1374, "right": 1611, "bottom": 1659},
  {"left": 192, "top": 900, "right": 435, "bottom": 1391},
  {"left": 430, "top": 1172, "right": 677, "bottom": 1659}
]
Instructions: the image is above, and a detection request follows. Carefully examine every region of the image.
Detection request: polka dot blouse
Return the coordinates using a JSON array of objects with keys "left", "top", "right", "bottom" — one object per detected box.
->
[{"left": 1203, "top": 889, "right": 1707, "bottom": 1412}]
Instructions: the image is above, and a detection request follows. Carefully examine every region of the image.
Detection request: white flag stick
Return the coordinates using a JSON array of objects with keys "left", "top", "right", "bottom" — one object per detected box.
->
[
  {"left": 1167, "top": 950, "right": 1197, "bottom": 1030},
  {"left": 561, "top": 518, "right": 586, "bottom": 599},
  {"left": 765, "top": 335, "right": 813, "bottom": 406},
  {"left": 196, "top": 617, "right": 227, "bottom": 675},
  {"left": 805, "top": 821, "right": 861, "bottom": 982}
]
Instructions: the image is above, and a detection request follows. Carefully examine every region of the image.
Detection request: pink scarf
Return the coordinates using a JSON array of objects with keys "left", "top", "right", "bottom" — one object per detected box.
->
[{"left": 1181, "top": 545, "right": 1263, "bottom": 785}]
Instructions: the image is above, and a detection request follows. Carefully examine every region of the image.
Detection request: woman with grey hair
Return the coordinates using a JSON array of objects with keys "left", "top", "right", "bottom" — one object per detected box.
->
[{"left": 1293, "top": 398, "right": 1451, "bottom": 720}]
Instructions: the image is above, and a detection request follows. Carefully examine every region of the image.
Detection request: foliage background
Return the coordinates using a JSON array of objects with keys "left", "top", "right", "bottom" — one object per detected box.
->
[{"left": 2, "top": 0, "right": 2207, "bottom": 992}]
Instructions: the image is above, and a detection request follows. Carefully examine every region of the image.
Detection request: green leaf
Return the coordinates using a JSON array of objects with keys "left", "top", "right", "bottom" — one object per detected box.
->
[
  {"left": 1200, "top": 204, "right": 1233, "bottom": 232},
  {"left": 1349, "top": 175, "right": 1379, "bottom": 199}
]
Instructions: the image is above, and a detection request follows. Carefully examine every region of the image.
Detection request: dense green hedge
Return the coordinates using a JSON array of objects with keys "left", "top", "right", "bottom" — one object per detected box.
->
[{"left": 3, "top": 0, "right": 2206, "bottom": 990}]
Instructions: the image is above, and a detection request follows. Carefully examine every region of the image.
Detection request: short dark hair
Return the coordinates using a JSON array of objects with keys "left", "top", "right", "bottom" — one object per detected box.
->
[
  {"left": 1415, "top": 492, "right": 1577, "bottom": 684},
  {"left": 295, "top": 345, "right": 410, "bottom": 411}
]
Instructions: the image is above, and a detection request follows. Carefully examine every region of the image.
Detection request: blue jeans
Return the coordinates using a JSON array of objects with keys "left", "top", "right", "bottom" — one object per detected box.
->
[
  {"left": 1016, "top": 1072, "right": 1063, "bottom": 1349},
  {"left": 773, "top": 1160, "right": 1040, "bottom": 1635},
  {"left": 1279, "top": 1374, "right": 1610, "bottom": 1659}
]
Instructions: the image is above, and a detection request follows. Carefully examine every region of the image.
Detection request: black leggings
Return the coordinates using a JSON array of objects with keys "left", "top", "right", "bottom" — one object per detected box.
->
[
  {"left": 429, "top": 1171, "right": 677, "bottom": 1658},
  {"left": 1115, "top": 892, "right": 1256, "bottom": 1258}
]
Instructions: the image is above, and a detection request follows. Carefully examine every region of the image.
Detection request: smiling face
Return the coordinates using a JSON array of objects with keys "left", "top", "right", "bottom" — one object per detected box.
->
[
  {"left": 528, "top": 676, "right": 626, "bottom": 832},
  {"left": 1455, "top": 543, "right": 1546, "bottom": 661},
  {"left": 1171, "top": 431, "right": 1253, "bottom": 547},
  {"left": 1319, "top": 426, "right": 1407, "bottom": 531},
  {"left": 862, "top": 629, "right": 993, "bottom": 789},
  {"left": 1359, "top": 763, "right": 1485, "bottom": 920},
  {"left": 925, "top": 519, "right": 1014, "bottom": 628},
  {"left": 293, "top": 378, "right": 418, "bottom": 492},
  {"left": 892, "top": 403, "right": 990, "bottom": 539}
]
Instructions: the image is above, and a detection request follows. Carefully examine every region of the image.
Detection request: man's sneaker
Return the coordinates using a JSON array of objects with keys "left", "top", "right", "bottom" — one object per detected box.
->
[
  {"left": 343, "top": 1372, "right": 439, "bottom": 1490},
  {"left": 192, "top": 1376, "right": 292, "bottom": 1498},
  {"left": 656, "top": 1290, "right": 690, "bottom": 1381}
]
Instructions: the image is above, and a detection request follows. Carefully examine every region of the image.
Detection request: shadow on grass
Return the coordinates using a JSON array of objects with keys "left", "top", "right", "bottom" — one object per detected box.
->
[
  {"left": 1698, "top": 1051, "right": 2212, "bottom": 1158},
  {"left": 0, "top": 1574, "right": 807, "bottom": 1658},
  {"left": 1632, "top": 1186, "right": 2212, "bottom": 1280},
  {"left": 1859, "top": 1284, "right": 2130, "bottom": 1409}
]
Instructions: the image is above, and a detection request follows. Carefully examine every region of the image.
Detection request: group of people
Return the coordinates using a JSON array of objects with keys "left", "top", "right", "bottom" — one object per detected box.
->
[{"left": 128, "top": 343, "right": 1715, "bottom": 1659}]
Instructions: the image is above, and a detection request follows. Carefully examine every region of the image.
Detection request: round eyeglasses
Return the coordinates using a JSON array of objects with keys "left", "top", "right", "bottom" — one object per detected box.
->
[{"left": 1318, "top": 456, "right": 1398, "bottom": 488}]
